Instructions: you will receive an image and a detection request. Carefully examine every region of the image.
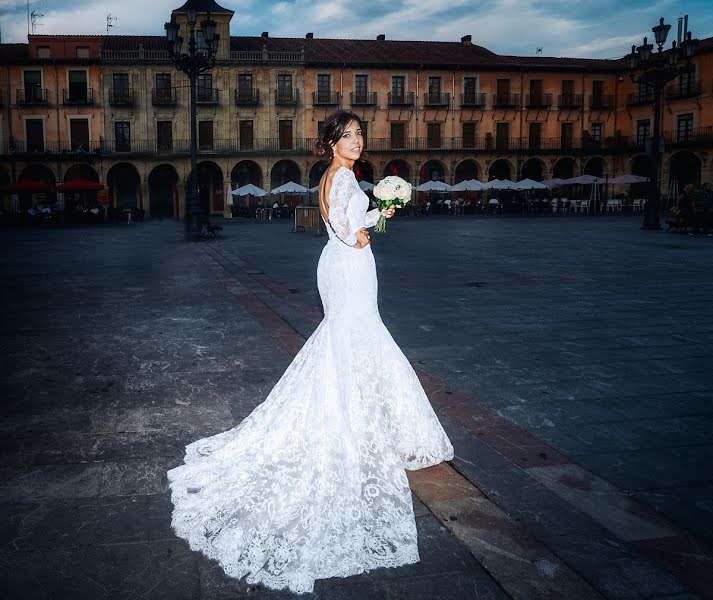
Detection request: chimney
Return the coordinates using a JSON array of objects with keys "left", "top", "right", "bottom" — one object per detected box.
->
[
  {"left": 306, "top": 32, "right": 313, "bottom": 39},
  {"left": 461, "top": 35, "right": 472, "bottom": 45},
  {"left": 261, "top": 31, "right": 269, "bottom": 37},
  {"left": 376, "top": 34, "right": 385, "bottom": 41}
]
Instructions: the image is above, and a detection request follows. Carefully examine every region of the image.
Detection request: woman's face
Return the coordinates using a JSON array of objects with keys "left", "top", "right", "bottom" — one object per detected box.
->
[{"left": 331, "top": 120, "right": 363, "bottom": 163}]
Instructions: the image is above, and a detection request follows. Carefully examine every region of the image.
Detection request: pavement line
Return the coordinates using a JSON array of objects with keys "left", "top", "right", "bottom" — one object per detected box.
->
[{"left": 198, "top": 243, "right": 713, "bottom": 599}]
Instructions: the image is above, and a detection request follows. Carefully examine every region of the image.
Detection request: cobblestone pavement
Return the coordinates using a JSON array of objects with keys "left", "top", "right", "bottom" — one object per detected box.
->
[{"left": 1, "top": 214, "right": 711, "bottom": 599}]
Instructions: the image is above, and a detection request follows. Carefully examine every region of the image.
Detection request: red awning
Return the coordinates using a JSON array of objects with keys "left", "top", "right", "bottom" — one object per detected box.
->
[
  {"left": 56, "top": 178, "right": 105, "bottom": 192},
  {"left": 0, "top": 179, "right": 52, "bottom": 193}
]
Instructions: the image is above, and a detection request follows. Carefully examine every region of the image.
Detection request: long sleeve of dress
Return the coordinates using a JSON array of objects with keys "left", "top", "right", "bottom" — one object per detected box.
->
[
  {"left": 328, "top": 168, "right": 358, "bottom": 246},
  {"left": 364, "top": 207, "right": 381, "bottom": 228}
]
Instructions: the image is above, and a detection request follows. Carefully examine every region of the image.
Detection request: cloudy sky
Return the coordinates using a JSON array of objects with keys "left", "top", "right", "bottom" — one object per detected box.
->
[{"left": 1, "top": 0, "right": 712, "bottom": 59}]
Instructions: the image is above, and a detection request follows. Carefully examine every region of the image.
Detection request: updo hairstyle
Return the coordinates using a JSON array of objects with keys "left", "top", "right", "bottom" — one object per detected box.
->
[{"left": 314, "top": 111, "right": 363, "bottom": 163}]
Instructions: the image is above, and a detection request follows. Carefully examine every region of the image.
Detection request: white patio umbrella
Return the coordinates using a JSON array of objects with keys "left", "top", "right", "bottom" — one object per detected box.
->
[
  {"left": 415, "top": 180, "right": 452, "bottom": 192},
  {"left": 560, "top": 175, "right": 606, "bottom": 185},
  {"left": 484, "top": 179, "right": 516, "bottom": 190},
  {"left": 541, "top": 178, "right": 565, "bottom": 188},
  {"left": 450, "top": 179, "right": 485, "bottom": 192},
  {"left": 231, "top": 183, "right": 267, "bottom": 196},
  {"left": 609, "top": 174, "right": 649, "bottom": 184},
  {"left": 270, "top": 181, "right": 308, "bottom": 194},
  {"left": 358, "top": 180, "right": 375, "bottom": 191},
  {"left": 514, "top": 178, "right": 548, "bottom": 190}
]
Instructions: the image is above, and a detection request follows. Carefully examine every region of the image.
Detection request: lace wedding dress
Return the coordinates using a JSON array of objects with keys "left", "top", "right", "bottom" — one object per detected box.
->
[{"left": 167, "top": 166, "right": 454, "bottom": 594}]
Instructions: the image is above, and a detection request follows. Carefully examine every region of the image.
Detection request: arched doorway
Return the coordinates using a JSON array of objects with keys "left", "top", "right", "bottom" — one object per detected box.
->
[
  {"left": 630, "top": 154, "right": 653, "bottom": 198},
  {"left": 668, "top": 151, "right": 701, "bottom": 189},
  {"left": 454, "top": 159, "right": 479, "bottom": 183},
  {"left": 270, "top": 159, "right": 301, "bottom": 191},
  {"left": 19, "top": 164, "right": 56, "bottom": 210},
  {"left": 197, "top": 161, "right": 224, "bottom": 214},
  {"left": 419, "top": 160, "right": 446, "bottom": 183},
  {"left": 553, "top": 157, "right": 575, "bottom": 180},
  {"left": 62, "top": 163, "right": 101, "bottom": 213},
  {"left": 520, "top": 158, "right": 545, "bottom": 181},
  {"left": 584, "top": 157, "right": 604, "bottom": 178},
  {"left": 354, "top": 160, "right": 374, "bottom": 183},
  {"left": 231, "top": 160, "right": 262, "bottom": 188},
  {"left": 383, "top": 159, "right": 410, "bottom": 181},
  {"left": 149, "top": 164, "right": 179, "bottom": 219},
  {"left": 308, "top": 162, "right": 328, "bottom": 189},
  {"left": 107, "top": 163, "right": 140, "bottom": 210},
  {"left": 0, "top": 168, "right": 10, "bottom": 212},
  {"left": 488, "top": 159, "right": 511, "bottom": 181}
]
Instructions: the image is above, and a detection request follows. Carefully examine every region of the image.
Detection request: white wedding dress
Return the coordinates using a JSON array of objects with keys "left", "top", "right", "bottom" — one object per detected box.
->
[{"left": 167, "top": 166, "right": 454, "bottom": 594}]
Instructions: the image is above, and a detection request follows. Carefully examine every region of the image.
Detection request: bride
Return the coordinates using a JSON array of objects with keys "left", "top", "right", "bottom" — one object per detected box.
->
[{"left": 167, "top": 110, "right": 454, "bottom": 594}]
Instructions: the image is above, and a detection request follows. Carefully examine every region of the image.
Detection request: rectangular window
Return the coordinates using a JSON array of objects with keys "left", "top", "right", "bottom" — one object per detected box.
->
[
  {"left": 197, "top": 74, "right": 213, "bottom": 102},
  {"left": 112, "top": 73, "right": 129, "bottom": 101},
  {"left": 277, "top": 74, "right": 292, "bottom": 101},
  {"left": 677, "top": 113, "right": 694, "bottom": 142},
  {"left": 637, "top": 81, "right": 652, "bottom": 103},
  {"left": 354, "top": 74, "right": 368, "bottom": 102},
  {"left": 636, "top": 119, "right": 650, "bottom": 145},
  {"left": 561, "top": 79, "right": 575, "bottom": 95},
  {"left": 463, "top": 77, "right": 477, "bottom": 103},
  {"left": 317, "top": 74, "right": 331, "bottom": 103},
  {"left": 528, "top": 122, "right": 542, "bottom": 149},
  {"left": 115, "top": 121, "right": 131, "bottom": 152},
  {"left": 496, "top": 78, "right": 511, "bottom": 104},
  {"left": 529, "top": 79, "right": 543, "bottom": 105},
  {"left": 391, "top": 76, "right": 405, "bottom": 101},
  {"left": 26, "top": 119, "right": 44, "bottom": 152},
  {"left": 496, "top": 122, "right": 509, "bottom": 150},
  {"left": 317, "top": 121, "right": 325, "bottom": 136},
  {"left": 462, "top": 122, "right": 477, "bottom": 148},
  {"left": 238, "top": 73, "right": 253, "bottom": 97},
  {"left": 157, "top": 121, "right": 172, "bottom": 153},
  {"left": 427, "top": 123, "right": 441, "bottom": 148},
  {"left": 76, "top": 46, "right": 89, "bottom": 59},
  {"left": 592, "top": 80, "right": 604, "bottom": 104},
  {"left": 239, "top": 120, "right": 254, "bottom": 150},
  {"left": 68, "top": 70, "right": 88, "bottom": 102},
  {"left": 23, "top": 70, "right": 42, "bottom": 101},
  {"left": 155, "top": 73, "right": 172, "bottom": 100},
  {"left": 198, "top": 120, "right": 214, "bottom": 150},
  {"left": 390, "top": 122, "right": 406, "bottom": 149},
  {"left": 37, "top": 46, "right": 50, "bottom": 58},
  {"left": 678, "top": 67, "right": 695, "bottom": 95},
  {"left": 70, "top": 119, "right": 89, "bottom": 151},
  {"left": 279, "top": 119, "right": 293, "bottom": 150},
  {"left": 591, "top": 123, "right": 602, "bottom": 142},
  {"left": 561, "top": 122, "right": 574, "bottom": 148}
]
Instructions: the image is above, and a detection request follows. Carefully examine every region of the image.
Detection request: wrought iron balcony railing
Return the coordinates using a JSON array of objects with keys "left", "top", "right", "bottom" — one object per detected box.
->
[
  {"left": 423, "top": 93, "right": 451, "bottom": 107},
  {"left": 63, "top": 88, "right": 94, "bottom": 105},
  {"left": 526, "top": 93, "right": 553, "bottom": 108},
  {"left": 196, "top": 87, "right": 219, "bottom": 104},
  {"left": 109, "top": 88, "right": 134, "bottom": 106},
  {"left": 234, "top": 89, "right": 260, "bottom": 105},
  {"left": 16, "top": 87, "right": 48, "bottom": 105},
  {"left": 387, "top": 92, "right": 415, "bottom": 107},
  {"left": 350, "top": 91, "right": 378, "bottom": 106},
  {"left": 152, "top": 88, "right": 178, "bottom": 105},
  {"left": 665, "top": 80, "right": 701, "bottom": 100},
  {"left": 589, "top": 94, "right": 614, "bottom": 109},
  {"left": 275, "top": 89, "right": 300, "bottom": 105},
  {"left": 557, "top": 94, "right": 583, "bottom": 109},
  {"left": 626, "top": 92, "right": 655, "bottom": 107},
  {"left": 460, "top": 92, "right": 486, "bottom": 108},
  {"left": 312, "top": 91, "right": 340, "bottom": 106},
  {"left": 493, "top": 93, "right": 520, "bottom": 108}
]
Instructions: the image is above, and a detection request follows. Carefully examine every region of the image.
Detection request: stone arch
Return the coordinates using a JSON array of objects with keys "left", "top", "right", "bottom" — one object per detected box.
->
[
  {"left": 354, "top": 160, "right": 374, "bottom": 183},
  {"left": 553, "top": 157, "right": 575, "bottom": 180},
  {"left": 488, "top": 158, "right": 513, "bottom": 181},
  {"left": 419, "top": 159, "right": 447, "bottom": 184},
  {"left": 62, "top": 163, "right": 101, "bottom": 213},
  {"left": 520, "top": 158, "right": 546, "bottom": 181},
  {"left": 231, "top": 160, "right": 263, "bottom": 189},
  {"left": 629, "top": 154, "right": 653, "bottom": 197},
  {"left": 454, "top": 159, "right": 480, "bottom": 183},
  {"left": 270, "top": 159, "right": 301, "bottom": 191},
  {"left": 383, "top": 159, "right": 411, "bottom": 181},
  {"left": 667, "top": 151, "right": 701, "bottom": 189},
  {"left": 196, "top": 161, "right": 224, "bottom": 214},
  {"left": 64, "top": 163, "right": 99, "bottom": 182},
  {"left": 308, "top": 162, "right": 328, "bottom": 189},
  {"left": 584, "top": 156, "right": 606, "bottom": 178},
  {"left": 107, "top": 162, "right": 141, "bottom": 210},
  {"left": 149, "top": 164, "right": 179, "bottom": 219},
  {"left": 19, "top": 163, "right": 57, "bottom": 209}
]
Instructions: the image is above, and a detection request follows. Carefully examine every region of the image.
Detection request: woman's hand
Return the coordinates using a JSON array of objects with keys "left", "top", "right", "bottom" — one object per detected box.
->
[
  {"left": 380, "top": 206, "right": 396, "bottom": 219},
  {"left": 353, "top": 227, "right": 371, "bottom": 248}
]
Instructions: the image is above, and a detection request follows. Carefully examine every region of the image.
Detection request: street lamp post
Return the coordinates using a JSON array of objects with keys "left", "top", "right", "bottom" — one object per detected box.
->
[
  {"left": 165, "top": 9, "right": 218, "bottom": 240},
  {"left": 627, "top": 18, "right": 696, "bottom": 230}
]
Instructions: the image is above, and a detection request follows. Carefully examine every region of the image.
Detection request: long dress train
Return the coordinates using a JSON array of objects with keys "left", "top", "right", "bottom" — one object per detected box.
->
[{"left": 167, "top": 166, "right": 454, "bottom": 594}]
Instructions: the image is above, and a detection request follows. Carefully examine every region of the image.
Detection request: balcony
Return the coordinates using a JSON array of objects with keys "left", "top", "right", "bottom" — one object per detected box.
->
[
  {"left": 558, "top": 94, "right": 583, "bottom": 109},
  {"left": 526, "top": 93, "right": 553, "bottom": 108},
  {"left": 460, "top": 92, "right": 486, "bottom": 108},
  {"left": 387, "top": 92, "right": 415, "bottom": 107},
  {"left": 109, "top": 89, "right": 134, "bottom": 107},
  {"left": 589, "top": 94, "right": 614, "bottom": 110},
  {"left": 196, "top": 87, "right": 219, "bottom": 104},
  {"left": 152, "top": 88, "right": 178, "bottom": 105},
  {"left": 275, "top": 89, "right": 300, "bottom": 105},
  {"left": 664, "top": 126, "right": 713, "bottom": 147},
  {"left": 350, "top": 91, "right": 378, "bottom": 106},
  {"left": 312, "top": 91, "right": 340, "bottom": 106},
  {"left": 493, "top": 93, "right": 520, "bottom": 108},
  {"left": 423, "top": 93, "right": 451, "bottom": 107},
  {"left": 16, "top": 87, "right": 48, "bottom": 105},
  {"left": 626, "top": 92, "right": 654, "bottom": 107},
  {"left": 234, "top": 89, "right": 260, "bottom": 105},
  {"left": 63, "top": 88, "right": 94, "bottom": 105},
  {"left": 666, "top": 80, "right": 701, "bottom": 100}
]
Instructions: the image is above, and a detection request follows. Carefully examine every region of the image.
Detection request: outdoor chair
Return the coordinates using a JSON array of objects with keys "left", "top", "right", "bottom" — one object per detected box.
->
[{"left": 578, "top": 200, "right": 589, "bottom": 213}]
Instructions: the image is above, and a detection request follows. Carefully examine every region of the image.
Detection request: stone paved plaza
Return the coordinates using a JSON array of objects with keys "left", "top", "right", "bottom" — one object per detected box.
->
[{"left": 1, "top": 213, "right": 711, "bottom": 599}]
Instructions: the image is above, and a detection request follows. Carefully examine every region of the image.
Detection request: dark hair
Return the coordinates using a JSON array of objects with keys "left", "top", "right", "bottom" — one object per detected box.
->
[{"left": 314, "top": 111, "right": 363, "bottom": 163}]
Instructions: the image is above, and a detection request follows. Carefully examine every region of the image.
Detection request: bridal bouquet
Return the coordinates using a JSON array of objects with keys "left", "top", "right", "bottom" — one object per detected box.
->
[{"left": 372, "top": 176, "right": 412, "bottom": 232}]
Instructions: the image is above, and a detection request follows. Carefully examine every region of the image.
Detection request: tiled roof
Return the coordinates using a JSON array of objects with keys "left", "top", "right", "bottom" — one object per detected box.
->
[
  {"left": 0, "top": 43, "right": 28, "bottom": 63},
  {"left": 102, "top": 36, "right": 169, "bottom": 51}
]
